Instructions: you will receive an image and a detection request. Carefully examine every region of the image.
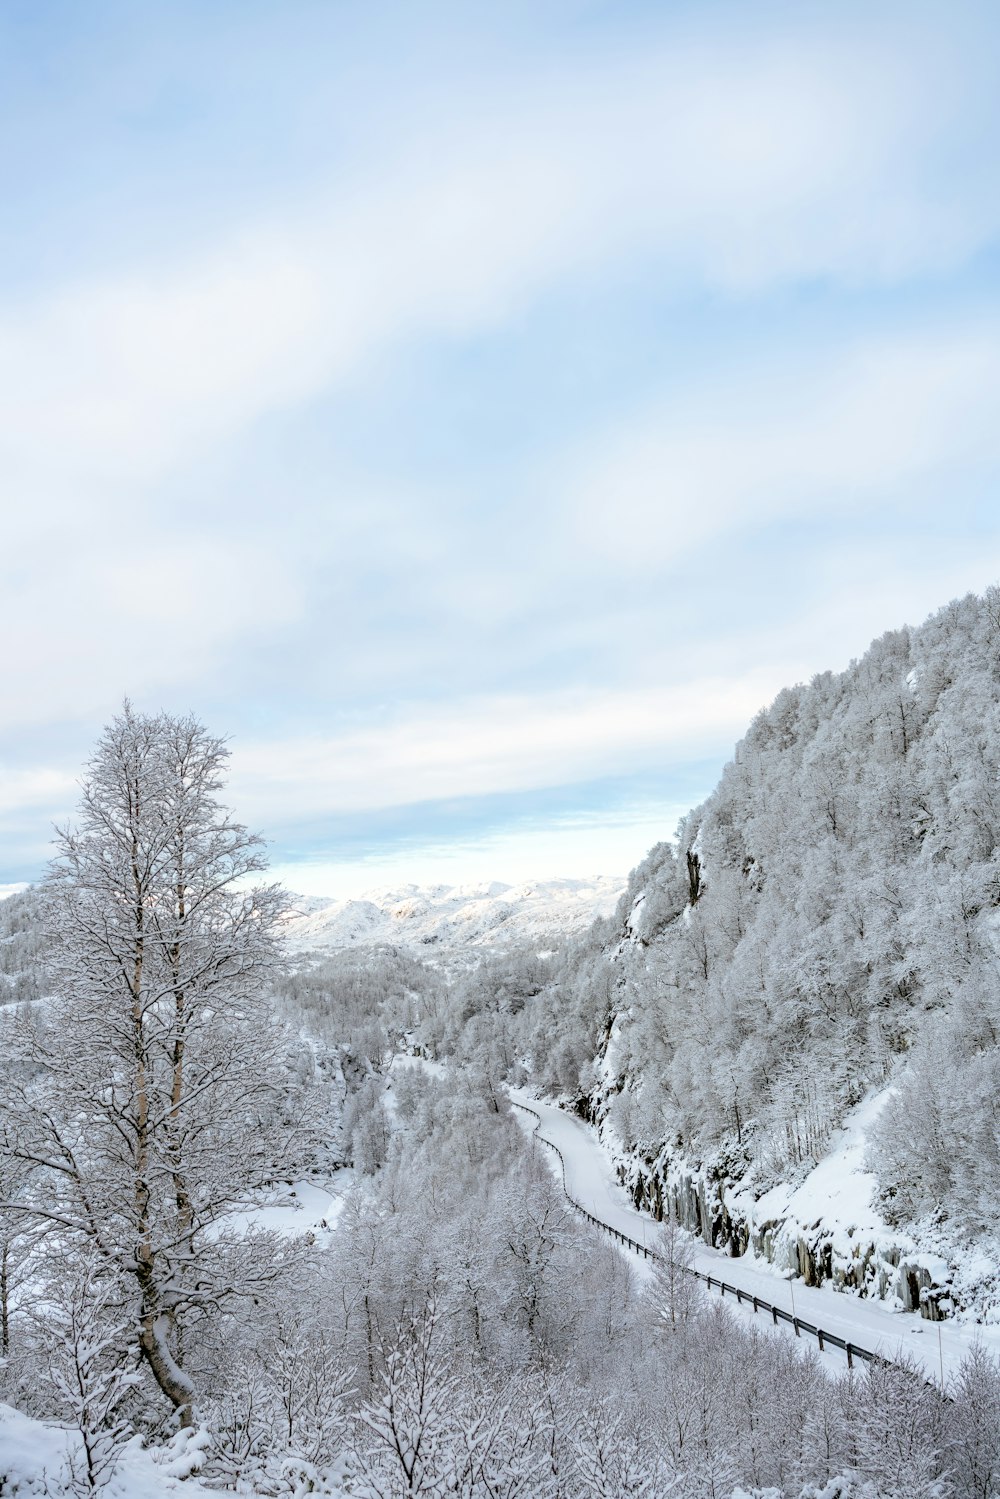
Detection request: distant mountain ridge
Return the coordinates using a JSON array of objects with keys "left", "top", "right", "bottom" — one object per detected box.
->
[{"left": 284, "top": 876, "right": 624, "bottom": 954}]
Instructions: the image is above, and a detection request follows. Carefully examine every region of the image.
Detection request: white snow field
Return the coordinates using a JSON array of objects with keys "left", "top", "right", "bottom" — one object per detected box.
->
[
  {"left": 0, "top": 1404, "right": 225, "bottom": 1499},
  {"left": 509, "top": 1088, "right": 1000, "bottom": 1385},
  {"left": 218, "top": 1173, "right": 350, "bottom": 1239}
]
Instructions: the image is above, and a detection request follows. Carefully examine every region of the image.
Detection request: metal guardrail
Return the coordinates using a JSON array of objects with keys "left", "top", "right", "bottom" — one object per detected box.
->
[{"left": 510, "top": 1097, "right": 880, "bottom": 1370}]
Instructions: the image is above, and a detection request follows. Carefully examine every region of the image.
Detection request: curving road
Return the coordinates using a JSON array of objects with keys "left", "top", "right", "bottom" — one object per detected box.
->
[{"left": 509, "top": 1087, "right": 1000, "bottom": 1386}]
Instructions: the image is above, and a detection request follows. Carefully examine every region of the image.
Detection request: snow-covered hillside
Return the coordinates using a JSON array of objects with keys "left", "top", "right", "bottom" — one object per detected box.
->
[
  {"left": 516, "top": 590, "right": 1000, "bottom": 1319},
  {"left": 284, "top": 876, "right": 624, "bottom": 954}
]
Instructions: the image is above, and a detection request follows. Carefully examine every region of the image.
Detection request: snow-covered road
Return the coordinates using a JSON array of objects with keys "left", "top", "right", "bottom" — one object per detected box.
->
[{"left": 509, "top": 1088, "right": 1000, "bottom": 1386}]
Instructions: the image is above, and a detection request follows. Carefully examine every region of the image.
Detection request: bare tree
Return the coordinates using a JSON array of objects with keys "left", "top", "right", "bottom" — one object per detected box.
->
[
  {"left": 0, "top": 703, "right": 313, "bottom": 1428},
  {"left": 649, "top": 1205, "right": 702, "bottom": 1332},
  {"left": 0, "top": 1155, "right": 37, "bottom": 1369},
  {"left": 357, "top": 1295, "right": 462, "bottom": 1498},
  {"left": 33, "top": 1255, "right": 139, "bottom": 1496}
]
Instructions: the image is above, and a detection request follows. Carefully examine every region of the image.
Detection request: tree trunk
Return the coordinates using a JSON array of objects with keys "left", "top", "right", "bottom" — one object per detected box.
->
[
  {"left": 1, "top": 1238, "right": 9, "bottom": 1356},
  {"left": 137, "top": 1297, "right": 196, "bottom": 1428}
]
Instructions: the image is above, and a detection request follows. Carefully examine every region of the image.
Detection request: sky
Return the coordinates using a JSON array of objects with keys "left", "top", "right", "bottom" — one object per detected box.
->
[{"left": 2, "top": 0, "right": 1000, "bottom": 898}]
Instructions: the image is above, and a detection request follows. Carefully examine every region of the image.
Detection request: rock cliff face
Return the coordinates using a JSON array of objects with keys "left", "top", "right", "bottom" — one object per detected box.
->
[{"left": 617, "top": 1152, "right": 954, "bottom": 1320}]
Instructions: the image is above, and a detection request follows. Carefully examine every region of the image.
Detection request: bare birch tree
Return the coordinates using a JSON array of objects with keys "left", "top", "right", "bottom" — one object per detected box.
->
[{"left": 0, "top": 702, "right": 313, "bottom": 1428}]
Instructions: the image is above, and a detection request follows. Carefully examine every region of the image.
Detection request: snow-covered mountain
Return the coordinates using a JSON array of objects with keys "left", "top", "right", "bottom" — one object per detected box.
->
[{"left": 284, "top": 876, "right": 624, "bottom": 954}]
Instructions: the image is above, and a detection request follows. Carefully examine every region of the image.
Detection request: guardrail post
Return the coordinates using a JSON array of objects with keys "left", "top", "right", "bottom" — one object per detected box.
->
[
  {"left": 736, "top": 1288, "right": 742, "bottom": 1305},
  {"left": 752, "top": 1296, "right": 758, "bottom": 1314},
  {"left": 793, "top": 1317, "right": 800, "bottom": 1338},
  {"left": 817, "top": 1329, "right": 824, "bottom": 1353},
  {"left": 846, "top": 1343, "right": 853, "bottom": 1369},
  {"left": 771, "top": 1306, "right": 778, "bottom": 1326}
]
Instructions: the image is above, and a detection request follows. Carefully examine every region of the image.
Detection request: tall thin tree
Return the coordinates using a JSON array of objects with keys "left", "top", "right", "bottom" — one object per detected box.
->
[{"left": 0, "top": 702, "right": 311, "bottom": 1427}]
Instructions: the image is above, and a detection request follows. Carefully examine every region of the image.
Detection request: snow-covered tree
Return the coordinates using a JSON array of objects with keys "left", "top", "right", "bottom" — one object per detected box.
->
[
  {"left": 33, "top": 1256, "right": 139, "bottom": 1496},
  {"left": 648, "top": 1208, "right": 703, "bottom": 1331},
  {"left": 0, "top": 703, "right": 314, "bottom": 1428}
]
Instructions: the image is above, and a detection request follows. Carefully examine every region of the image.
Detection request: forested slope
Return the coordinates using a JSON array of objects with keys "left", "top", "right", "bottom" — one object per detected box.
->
[
  {"left": 521, "top": 589, "right": 1000, "bottom": 1316},
  {"left": 0, "top": 888, "right": 45, "bottom": 1007}
]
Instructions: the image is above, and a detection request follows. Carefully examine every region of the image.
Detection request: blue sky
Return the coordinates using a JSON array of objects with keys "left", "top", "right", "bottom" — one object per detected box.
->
[{"left": 2, "top": 0, "right": 1000, "bottom": 896}]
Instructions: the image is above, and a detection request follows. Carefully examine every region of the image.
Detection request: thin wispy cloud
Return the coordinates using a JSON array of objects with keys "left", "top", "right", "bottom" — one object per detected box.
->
[
  {"left": 560, "top": 325, "right": 1000, "bottom": 568},
  {"left": 227, "top": 671, "right": 791, "bottom": 823},
  {"left": 3, "top": 8, "right": 997, "bottom": 495},
  {"left": 2, "top": 1, "right": 999, "bottom": 893}
]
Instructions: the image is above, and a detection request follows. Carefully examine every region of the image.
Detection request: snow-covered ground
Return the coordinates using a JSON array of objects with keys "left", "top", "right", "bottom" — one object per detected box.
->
[
  {"left": 283, "top": 877, "right": 624, "bottom": 954},
  {"left": 723, "top": 1089, "right": 950, "bottom": 1309},
  {"left": 0, "top": 1405, "right": 344, "bottom": 1498},
  {"left": 510, "top": 1089, "right": 1000, "bottom": 1385},
  {"left": 0, "top": 1404, "right": 227, "bottom": 1499},
  {"left": 219, "top": 1173, "right": 350, "bottom": 1240},
  {"left": 742, "top": 1089, "right": 894, "bottom": 1247}
]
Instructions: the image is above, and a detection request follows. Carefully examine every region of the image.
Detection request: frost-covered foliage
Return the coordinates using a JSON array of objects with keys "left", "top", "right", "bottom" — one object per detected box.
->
[
  {"left": 162, "top": 1064, "right": 1000, "bottom": 1497},
  {"left": 278, "top": 946, "right": 437, "bottom": 1067},
  {"left": 0, "top": 887, "right": 47, "bottom": 1008},
  {"left": 31, "top": 1258, "right": 140, "bottom": 1495},
  {"left": 10, "top": 623, "right": 1000, "bottom": 1494},
  {"left": 6, "top": 1033, "right": 1000, "bottom": 1496},
  {"left": 0, "top": 705, "right": 322, "bottom": 1432},
  {"left": 518, "top": 590, "right": 1000, "bottom": 1249}
]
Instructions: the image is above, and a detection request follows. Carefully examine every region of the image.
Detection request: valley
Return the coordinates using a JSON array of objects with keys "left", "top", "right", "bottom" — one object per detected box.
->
[{"left": 6, "top": 595, "right": 1000, "bottom": 1496}]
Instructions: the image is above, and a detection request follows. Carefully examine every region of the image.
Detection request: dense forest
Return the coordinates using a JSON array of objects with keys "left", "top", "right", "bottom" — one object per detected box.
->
[{"left": 515, "top": 589, "right": 1000, "bottom": 1311}]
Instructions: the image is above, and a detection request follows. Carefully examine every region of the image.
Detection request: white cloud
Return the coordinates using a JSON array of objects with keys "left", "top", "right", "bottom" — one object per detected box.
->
[
  {"left": 1, "top": 10, "right": 996, "bottom": 511},
  {"left": 558, "top": 325, "right": 1000, "bottom": 568},
  {"left": 227, "top": 668, "right": 799, "bottom": 825},
  {"left": 0, "top": 536, "right": 303, "bottom": 725},
  {"left": 2, "top": 12, "right": 992, "bottom": 729},
  {"left": 0, "top": 766, "right": 77, "bottom": 818},
  {"left": 2, "top": 0, "right": 999, "bottom": 885}
]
